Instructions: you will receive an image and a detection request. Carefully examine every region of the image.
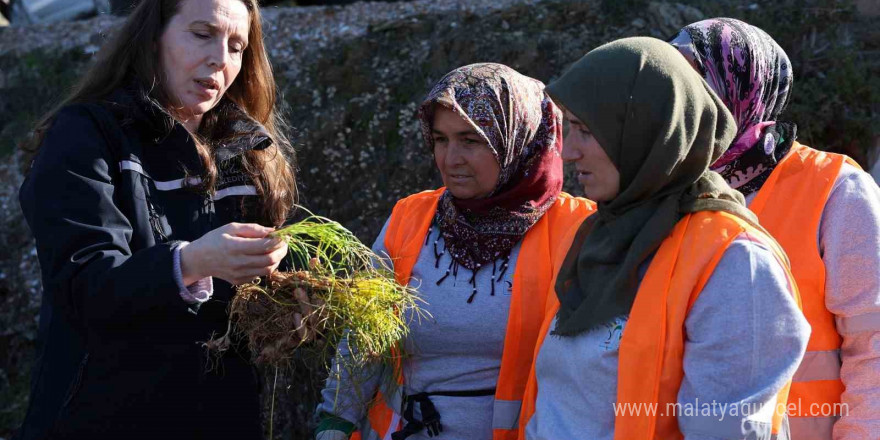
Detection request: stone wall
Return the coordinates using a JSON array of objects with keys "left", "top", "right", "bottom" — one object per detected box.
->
[{"left": 0, "top": 0, "right": 877, "bottom": 437}]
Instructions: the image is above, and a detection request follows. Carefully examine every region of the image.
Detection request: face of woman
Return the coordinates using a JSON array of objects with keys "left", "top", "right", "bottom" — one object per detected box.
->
[
  {"left": 158, "top": 0, "right": 250, "bottom": 131},
  {"left": 432, "top": 106, "right": 501, "bottom": 200},
  {"left": 561, "top": 109, "right": 620, "bottom": 202}
]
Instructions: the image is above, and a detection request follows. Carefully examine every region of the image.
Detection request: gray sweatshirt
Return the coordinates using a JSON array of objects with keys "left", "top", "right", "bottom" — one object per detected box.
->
[
  {"left": 318, "top": 217, "right": 522, "bottom": 440},
  {"left": 525, "top": 235, "right": 811, "bottom": 440},
  {"left": 745, "top": 163, "right": 880, "bottom": 439}
]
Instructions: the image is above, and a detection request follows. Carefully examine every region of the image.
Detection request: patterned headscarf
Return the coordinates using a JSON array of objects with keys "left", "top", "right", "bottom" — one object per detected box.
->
[
  {"left": 670, "top": 18, "right": 795, "bottom": 194},
  {"left": 418, "top": 63, "right": 564, "bottom": 274}
]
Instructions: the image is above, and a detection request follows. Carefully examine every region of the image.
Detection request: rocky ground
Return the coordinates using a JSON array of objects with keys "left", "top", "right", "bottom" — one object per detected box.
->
[{"left": 0, "top": 0, "right": 877, "bottom": 437}]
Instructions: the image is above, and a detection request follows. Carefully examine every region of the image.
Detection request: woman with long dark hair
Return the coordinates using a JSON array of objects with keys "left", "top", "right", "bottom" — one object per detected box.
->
[{"left": 17, "top": 0, "right": 296, "bottom": 438}]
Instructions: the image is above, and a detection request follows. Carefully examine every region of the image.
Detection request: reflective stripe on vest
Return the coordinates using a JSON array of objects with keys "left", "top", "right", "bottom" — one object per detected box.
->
[
  {"left": 837, "top": 311, "right": 880, "bottom": 334},
  {"left": 788, "top": 416, "right": 838, "bottom": 440},
  {"left": 519, "top": 211, "right": 800, "bottom": 439},
  {"left": 359, "top": 188, "right": 594, "bottom": 440},
  {"left": 493, "top": 399, "right": 521, "bottom": 430},
  {"left": 792, "top": 350, "right": 841, "bottom": 383},
  {"left": 749, "top": 142, "right": 860, "bottom": 425}
]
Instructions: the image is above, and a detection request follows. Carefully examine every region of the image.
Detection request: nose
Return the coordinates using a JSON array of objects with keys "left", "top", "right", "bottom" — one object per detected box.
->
[
  {"left": 208, "top": 40, "right": 231, "bottom": 70},
  {"left": 444, "top": 142, "right": 467, "bottom": 168},
  {"left": 560, "top": 132, "right": 582, "bottom": 163}
]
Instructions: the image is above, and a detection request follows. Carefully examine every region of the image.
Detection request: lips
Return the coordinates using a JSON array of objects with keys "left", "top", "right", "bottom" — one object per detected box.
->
[
  {"left": 193, "top": 78, "right": 220, "bottom": 95},
  {"left": 447, "top": 173, "right": 473, "bottom": 183}
]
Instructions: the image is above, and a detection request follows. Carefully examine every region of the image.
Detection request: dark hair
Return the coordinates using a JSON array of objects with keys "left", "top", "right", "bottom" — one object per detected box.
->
[{"left": 26, "top": 0, "right": 296, "bottom": 226}]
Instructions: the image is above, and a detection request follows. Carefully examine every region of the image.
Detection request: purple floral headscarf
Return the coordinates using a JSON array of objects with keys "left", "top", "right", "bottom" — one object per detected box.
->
[{"left": 671, "top": 18, "right": 795, "bottom": 194}]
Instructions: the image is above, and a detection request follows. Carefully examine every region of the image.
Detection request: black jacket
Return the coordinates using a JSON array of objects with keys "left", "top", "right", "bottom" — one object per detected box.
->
[{"left": 18, "top": 87, "right": 277, "bottom": 439}]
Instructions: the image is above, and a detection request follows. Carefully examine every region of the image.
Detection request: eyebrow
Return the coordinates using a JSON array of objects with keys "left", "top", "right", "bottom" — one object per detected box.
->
[{"left": 432, "top": 129, "right": 482, "bottom": 137}]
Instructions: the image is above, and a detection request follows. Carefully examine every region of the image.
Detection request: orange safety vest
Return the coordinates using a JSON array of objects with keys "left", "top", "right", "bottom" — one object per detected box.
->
[
  {"left": 749, "top": 142, "right": 860, "bottom": 438},
  {"left": 519, "top": 210, "right": 800, "bottom": 439},
  {"left": 351, "top": 188, "right": 594, "bottom": 440}
]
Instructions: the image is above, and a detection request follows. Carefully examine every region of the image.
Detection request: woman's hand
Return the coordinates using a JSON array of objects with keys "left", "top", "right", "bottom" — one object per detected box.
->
[{"left": 180, "top": 223, "right": 288, "bottom": 286}]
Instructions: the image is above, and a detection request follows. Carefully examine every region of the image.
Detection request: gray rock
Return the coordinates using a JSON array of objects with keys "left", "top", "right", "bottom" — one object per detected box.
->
[
  {"left": 675, "top": 2, "right": 705, "bottom": 23},
  {"left": 646, "top": 1, "right": 704, "bottom": 37},
  {"left": 857, "top": 0, "right": 880, "bottom": 16},
  {"left": 0, "top": 0, "right": 876, "bottom": 436}
]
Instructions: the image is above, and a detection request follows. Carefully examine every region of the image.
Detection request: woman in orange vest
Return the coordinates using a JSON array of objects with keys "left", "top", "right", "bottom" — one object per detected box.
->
[
  {"left": 671, "top": 18, "right": 880, "bottom": 439},
  {"left": 520, "top": 37, "right": 811, "bottom": 440},
  {"left": 314, "top": 63, "right": 594, "bottom": 440}
]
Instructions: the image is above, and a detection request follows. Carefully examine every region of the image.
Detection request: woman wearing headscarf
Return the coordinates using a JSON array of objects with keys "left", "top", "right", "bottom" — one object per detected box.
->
[
  {"left": 314, "top": 63, "right": 594, "bottom": 440},
  {"left": 671, "top": 18, "right": 880, "bottom": 439},
  {"left": 518, "top": 37, "right": 810, "bottom": 440}
]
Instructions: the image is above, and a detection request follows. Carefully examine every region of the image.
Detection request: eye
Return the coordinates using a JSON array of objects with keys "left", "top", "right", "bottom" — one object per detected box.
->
[
  {"left": 463, "top": 137, "right": 484, "bottom": 146},
  {"left": 230, "top": 40, "right": 247, "bottom": 54},
  {"left": 192, "top": 31, "right": 210, "bottom": 40},
  {"left": 571, "top": 122, "right": 591, "bottom": 136},
  {"left": 432, "top": 136, "right": 448, "bottom": 144}
]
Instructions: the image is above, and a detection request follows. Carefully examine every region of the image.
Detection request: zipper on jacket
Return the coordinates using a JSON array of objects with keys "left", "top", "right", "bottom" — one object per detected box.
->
[
  {"left": 205, "top": 193, "right": 216, "bottom": 234},
  {"left": 62, "top": 353, "right": 89, "bottom": 408},
  {"left": 147, "top": 199, "right": 169, "bottom": 243}
]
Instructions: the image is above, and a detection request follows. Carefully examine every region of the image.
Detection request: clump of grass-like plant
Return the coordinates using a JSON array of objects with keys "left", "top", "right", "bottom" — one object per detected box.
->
[{"left": 206, "top": 210, "right": 421, "bottom": 376}]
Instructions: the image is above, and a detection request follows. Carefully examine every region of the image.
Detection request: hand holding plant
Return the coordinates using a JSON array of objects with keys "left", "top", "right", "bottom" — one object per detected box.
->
[
  {"left": 206, "top": 210, "right": 423, "bottom": 374},
  {"left": 181, "top": 222, "right": 288, "bottom": 286}
]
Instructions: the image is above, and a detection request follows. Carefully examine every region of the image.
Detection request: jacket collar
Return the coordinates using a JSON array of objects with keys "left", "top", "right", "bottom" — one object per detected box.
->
[{"left": 202, "top": 99, "right": 273, "bottom": 162}]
